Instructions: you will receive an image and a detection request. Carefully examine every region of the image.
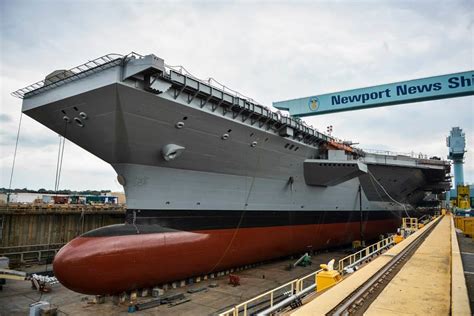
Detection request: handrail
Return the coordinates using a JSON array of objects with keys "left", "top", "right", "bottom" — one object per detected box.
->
[
  {"left": 11, "top": 53, "right": 141, "bottom": 99},
  {"left": 0, "top": 243, "right": 64, "bottom": 252},
  {"left": 218, "top": 216, "right": 446, "bottom": 315},
  {"left": 338, "top": 236, "right": 394, "bottom": 273},
  {"left": 220, "top": 236, "right": 396, "bottom": 316},
  {"left": 219, "top": 268, "right": 322, "bottom": 316},
  {"left": 361, "top": 148, "right": 436, "bottom": 160}
]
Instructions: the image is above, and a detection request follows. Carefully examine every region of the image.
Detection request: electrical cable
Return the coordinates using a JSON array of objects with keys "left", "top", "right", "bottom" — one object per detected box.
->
[
  {"left": 368, "top": 170, "right": 410, "bottom": 217},
  {"left": 207, "top": 152, "right": 261, "bottom": 275},
  {"left": 7, "top": 112, "right": 23, "bottom": 208},
  {"left": 54, "top": 122, "right": 68, "bottom": 192}
]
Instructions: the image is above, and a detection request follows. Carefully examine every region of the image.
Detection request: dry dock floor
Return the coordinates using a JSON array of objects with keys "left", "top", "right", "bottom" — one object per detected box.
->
[{"left": 0, "top": 249, "right": 348, "bottom": 315}]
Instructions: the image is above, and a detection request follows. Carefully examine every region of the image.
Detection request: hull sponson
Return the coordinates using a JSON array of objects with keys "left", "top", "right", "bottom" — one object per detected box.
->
[{"left": 54, "top": 218, "right": 399, "bottom": 295}]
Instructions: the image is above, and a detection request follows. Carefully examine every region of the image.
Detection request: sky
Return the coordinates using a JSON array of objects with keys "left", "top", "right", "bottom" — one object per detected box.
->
[{"left": 0, "top": 0, "right": 473, "bottom": 191}]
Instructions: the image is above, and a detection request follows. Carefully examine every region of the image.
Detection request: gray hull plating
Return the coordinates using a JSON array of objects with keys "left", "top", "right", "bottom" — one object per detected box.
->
[{"left": 18, "top": 54, "right": 450, "bottom": 214}]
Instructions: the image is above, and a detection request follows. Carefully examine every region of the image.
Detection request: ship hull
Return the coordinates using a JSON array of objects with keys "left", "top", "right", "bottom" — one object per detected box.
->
[
  {"left": 15, "top": 53, "right": 449, "bottom": 295},
  {"left": 53, "top": 213, "right": 399, "bottom": 295}
]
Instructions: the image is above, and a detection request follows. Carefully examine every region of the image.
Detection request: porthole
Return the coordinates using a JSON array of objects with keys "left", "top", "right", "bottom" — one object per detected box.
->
[
  {"left": 284, "top": 143, "right": 290, "bottom": 148},
  {"left": 250, "top": 132, "right": 254, "bottom": 137},
  {"left": 73, "top": 106, "right": 78, "bottom": 111},
  {"left": 227, "top": 129, "right": 232, "bottom": 133},
  {"left": 289, "top": 144, "right": 295, "bottom": 150},
  {"left": 176, "top": 121, "right": 185, "bottom": 129},
  {"left": 183, "top": 116, "right": 188, "bottom": 120},
  {"left": 294, "top": 147, "right": 299, "bottom": 151}
]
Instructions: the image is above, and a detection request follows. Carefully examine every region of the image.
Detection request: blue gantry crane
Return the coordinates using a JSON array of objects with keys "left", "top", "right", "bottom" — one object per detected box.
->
[
  {"left": 273, "top": 71, "right": 473, "bottom": 209},
  {"left": 447, "top": 127, "right": 466, "bottom": 187},
  {"left": 273, "top": 71, "right": 474, "bottom": 116},
  {"left": 447, "top": 127, "right": 471, "bottom": 210}
]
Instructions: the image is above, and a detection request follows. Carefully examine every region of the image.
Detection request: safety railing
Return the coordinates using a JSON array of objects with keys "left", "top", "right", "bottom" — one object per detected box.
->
[
  {"left": 402, "top": 217, "right": 419, "bottom": 232},
  {"left": 220, "top": 236, "right": 397, "bottom": 316},
  {"left": 219, "top": 268, "right": 322, "bottom": 316},
  {"left": 0, "top": 243, "right": 65, "bottom": 265},
  {"left": 11, "top": 53, "right": 143, "bottom": 99},
  {"left": 361, "top": 148, "right": 425, "bottom": 158},
  {"left": 338, "top": 236, "right": 393, "bottom": 274}
]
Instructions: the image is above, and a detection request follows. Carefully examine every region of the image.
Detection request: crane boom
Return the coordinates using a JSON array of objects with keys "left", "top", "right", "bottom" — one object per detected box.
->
[{"left": 273, "top": 71, "right": 474, "bottom": 117}]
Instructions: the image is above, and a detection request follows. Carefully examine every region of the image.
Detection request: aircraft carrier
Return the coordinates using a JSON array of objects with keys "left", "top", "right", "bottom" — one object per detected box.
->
[{"left": 12, "top": 53, "right": 450, "bottom": 295}]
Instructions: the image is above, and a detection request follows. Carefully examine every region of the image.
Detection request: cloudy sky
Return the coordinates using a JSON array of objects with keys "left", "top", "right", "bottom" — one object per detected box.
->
[{"left": 0, "top": 0, "right": 473, "bottom": 191}]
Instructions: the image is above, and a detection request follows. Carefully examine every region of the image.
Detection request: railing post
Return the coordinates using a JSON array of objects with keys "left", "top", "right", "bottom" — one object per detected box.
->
[{"left": 270, "top": 291, "right": 274, "bottom": 306}]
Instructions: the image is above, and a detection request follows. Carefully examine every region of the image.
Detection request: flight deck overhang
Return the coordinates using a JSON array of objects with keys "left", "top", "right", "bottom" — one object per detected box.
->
[{"left": 304, "top": 159, "right": 368, "bottom": 186}]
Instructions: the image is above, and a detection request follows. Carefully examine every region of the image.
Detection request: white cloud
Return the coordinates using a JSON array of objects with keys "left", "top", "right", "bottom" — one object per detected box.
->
[{"left": 0, "top": 0, "right": 473, "bottom": 190}]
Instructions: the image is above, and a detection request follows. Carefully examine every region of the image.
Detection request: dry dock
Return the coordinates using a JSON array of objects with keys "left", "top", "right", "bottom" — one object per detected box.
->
[
  {"left": 0, "top": 249, "right": 348, "bottom": 315},
  {"left": 2, "top": 214, "right": 473, "bottom": 315}
]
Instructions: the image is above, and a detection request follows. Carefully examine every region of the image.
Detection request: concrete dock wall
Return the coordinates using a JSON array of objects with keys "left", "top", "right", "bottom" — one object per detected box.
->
[{"left": 0, "top": 206, "right": 125, "bottom": 265}]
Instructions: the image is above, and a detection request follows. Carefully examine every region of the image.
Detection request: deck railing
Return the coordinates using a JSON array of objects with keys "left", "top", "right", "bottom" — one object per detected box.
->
[
  {"left": 220, "top": 235, "right": 396, "bottom": 316},
  {"left": 218, "top": 268, "right": 322, "bottom": 316},
  {"left": 337, "top": 236, "right": 393, "bottom": 273},
  {"left": 11, "top": 53, "right": 141, "bottom": 99}
]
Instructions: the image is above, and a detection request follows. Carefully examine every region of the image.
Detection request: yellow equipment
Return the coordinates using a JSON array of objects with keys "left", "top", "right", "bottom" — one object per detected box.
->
[
  {"left": 394, "top": 234, "right": 404, "bottom": 244},
  {"left": 316, "top": 259, "right": 342, "bottom": 292},
  {"left": 352, "top": 240, "right": 362, "bottom": 249},
  {"left": 457, "top": 185, "right": 471, "bottom": 209}
]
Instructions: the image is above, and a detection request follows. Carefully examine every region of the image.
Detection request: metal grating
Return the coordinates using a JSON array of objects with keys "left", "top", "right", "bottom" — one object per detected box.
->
[{"left": 11, "top": 53, "right": 142, "bottom": 99}]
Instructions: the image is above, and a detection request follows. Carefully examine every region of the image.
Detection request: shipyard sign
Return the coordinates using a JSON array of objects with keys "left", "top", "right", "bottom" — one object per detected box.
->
[{"left": 273, "top": 71, "right": 474, "bottom": 117}]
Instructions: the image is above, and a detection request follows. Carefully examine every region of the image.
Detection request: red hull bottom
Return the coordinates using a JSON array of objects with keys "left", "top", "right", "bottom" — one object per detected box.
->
[{"left": 53, "top": 219, "right": 398, "bottom": 294}]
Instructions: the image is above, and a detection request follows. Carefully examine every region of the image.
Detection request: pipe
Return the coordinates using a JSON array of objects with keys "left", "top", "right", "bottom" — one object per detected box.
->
[
  {"left": 293, "top": 253, "right": 309, "bottom": 267},
  {"left": 256, "top": 284, "right": 316, "bottom": 316}
]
